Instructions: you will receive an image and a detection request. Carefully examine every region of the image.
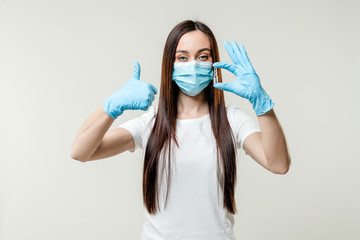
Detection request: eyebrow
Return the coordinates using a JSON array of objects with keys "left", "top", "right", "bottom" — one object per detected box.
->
[{"left": 175, "top": 48, "right": 211, "bottom": 54}]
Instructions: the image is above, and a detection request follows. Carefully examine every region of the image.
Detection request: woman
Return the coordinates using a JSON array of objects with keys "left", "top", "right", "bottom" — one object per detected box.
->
[{"left": 71, "top": 20, "right": 290, "bottom": 240}]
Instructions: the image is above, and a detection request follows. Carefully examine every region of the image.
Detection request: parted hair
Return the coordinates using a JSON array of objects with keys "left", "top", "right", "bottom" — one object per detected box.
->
[{"left": 143, "top": 20, "right": 238, "bottom": 215}]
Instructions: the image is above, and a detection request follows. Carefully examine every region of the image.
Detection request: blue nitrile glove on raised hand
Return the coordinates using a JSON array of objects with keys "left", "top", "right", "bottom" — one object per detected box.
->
[
  {"left": 103, "top": 60, "right": 158, "bottom": 119},
  {"left": 213, "top": 41, "right": 274, "bottom": 115}
]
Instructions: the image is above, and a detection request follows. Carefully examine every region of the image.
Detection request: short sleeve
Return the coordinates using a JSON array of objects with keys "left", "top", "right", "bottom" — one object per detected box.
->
[
  {"left": 118, "top": 106, "right": 157, "bottom": 151},
  {"left": 227, "top": 105, "right": 261, "bottom": 151}
]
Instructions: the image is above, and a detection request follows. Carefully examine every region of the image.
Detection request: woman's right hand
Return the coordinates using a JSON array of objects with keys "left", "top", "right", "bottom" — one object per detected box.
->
[{"left": 103, "top": 60, "right": 158, "bottom": 119}]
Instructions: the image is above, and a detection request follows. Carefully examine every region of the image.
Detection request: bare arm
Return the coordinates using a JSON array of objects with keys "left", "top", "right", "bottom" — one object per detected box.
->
[
  {"left": 243, "top": 109, "right": 291, "bottom": 174},
  {"left": 70, "top": 105, "right": 135, "bottom": 162}
]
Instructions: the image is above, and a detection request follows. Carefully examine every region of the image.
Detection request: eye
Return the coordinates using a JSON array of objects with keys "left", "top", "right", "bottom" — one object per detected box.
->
[
  {"left": 198, "top": 55, "right": 209, "bottom": 61},
  {"left": 178, "top": 56, "right": 188, "bottom": 61}
]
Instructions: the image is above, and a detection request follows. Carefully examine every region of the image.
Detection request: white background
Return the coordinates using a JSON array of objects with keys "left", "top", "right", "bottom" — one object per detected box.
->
[{"left": 1, "top": 0, "right": 359, "bottom": 239}]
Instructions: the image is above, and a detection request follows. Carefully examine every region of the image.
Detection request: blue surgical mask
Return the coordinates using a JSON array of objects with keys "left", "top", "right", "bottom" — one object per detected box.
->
[{"left": 172, "top": 60, "right": 214, "bottom": 96}]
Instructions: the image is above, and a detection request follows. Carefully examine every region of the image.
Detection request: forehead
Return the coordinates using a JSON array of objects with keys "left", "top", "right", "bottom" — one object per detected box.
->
[{"left": 176, "top": 30, "right": 211, "bottom": 51}]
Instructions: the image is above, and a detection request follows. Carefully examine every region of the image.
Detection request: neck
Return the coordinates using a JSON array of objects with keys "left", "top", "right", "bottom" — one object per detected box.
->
[{"left": 177, "top": 90, "right": 209, "bottom": 118}]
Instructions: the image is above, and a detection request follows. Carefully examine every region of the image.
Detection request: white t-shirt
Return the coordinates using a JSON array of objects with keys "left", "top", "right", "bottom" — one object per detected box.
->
[{"left": 118, "top": 105, "right": 261, "bottom": 240}]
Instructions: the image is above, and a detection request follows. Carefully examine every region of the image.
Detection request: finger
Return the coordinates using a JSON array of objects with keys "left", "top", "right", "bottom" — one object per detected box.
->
[
  {"left": 231, "top": 41, "right": 246, "bottom": 66},
  {"left": 213, "top": 82, "right": 233, "bottom": 92},
  {"left": 239, "top": 44, "right": 253, "bottom": 67},
  {"left": 224, "top": 41, "right": 241, "bottom": 65},
  {"left": 139, "top": 98, "right": 150, "bottom": 111},
  {"left": 213, "top": 62, "right": 237, "bottom": 75},
  {"left": 149, "top": 84, "right": 158, "bottom": 95},
  {"left": 151, "top": 92, "right": 155, "bottom": 102},
  {"left": 140, "top": 104, "right": 149, "bottom": 111},
  {"left": 147, "top": 96, "right": 152, "bottom": 107},
  {"left": 131, "top": 60, "right": 141, "bottom": 80},
  {"left": 149, "top": 91, "right": 155, "bottom": 102}
]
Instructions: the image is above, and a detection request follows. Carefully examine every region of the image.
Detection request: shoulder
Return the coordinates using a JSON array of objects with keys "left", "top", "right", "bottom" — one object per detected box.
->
[
  {"left": 143, "top": 106, "right": 158, "bottom": 128},
  {"left": 225, "top": 105, "right": 258, "bottom": 131},
  {"left": 225, "top": 105, "right": 261, "bottom": 149},
  {"left": 136, "top": 105, "right": 157, "bottom": 126},
  {"left": 144, "top": 105, "right": 157, "bottom": 117},
  {"left": 148, "top": 106, "right": 158, "bottom": 120},
  {"left": 118, "top": 105, "right": 157, "bottom": 130},
  {"left": 226, "top": 105, "right": 242, "bottom": 113},
  {"left": 225, "top": 105, "right": 252, "bottom": 122}
]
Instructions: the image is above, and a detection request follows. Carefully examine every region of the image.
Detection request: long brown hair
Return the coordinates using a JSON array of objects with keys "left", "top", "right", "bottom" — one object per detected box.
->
[{"left": 143, "top": 20, "right": 237, "bottom": 214}]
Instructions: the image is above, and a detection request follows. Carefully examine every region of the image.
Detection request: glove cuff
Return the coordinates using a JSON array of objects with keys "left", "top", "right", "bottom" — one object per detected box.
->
[
  {"left": 103, "top": 101, "right": 122, "bottom": 119},
  {"left": 254, "top": 96, "right": 275, "bottom": 115}
]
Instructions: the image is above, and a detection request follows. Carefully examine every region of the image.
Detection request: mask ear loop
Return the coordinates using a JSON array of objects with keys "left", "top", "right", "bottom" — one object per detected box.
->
[{"left": 213, "top": 67, "right": 218, "bottom": 84}]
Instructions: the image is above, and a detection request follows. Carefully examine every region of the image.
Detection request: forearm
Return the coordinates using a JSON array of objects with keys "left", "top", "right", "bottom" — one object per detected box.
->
[
  {"left": 71, "top": 105, "right": 115, "bottom": 161},
  {"left": 257, "top": 109, "right": 291, "bottom": 173}
]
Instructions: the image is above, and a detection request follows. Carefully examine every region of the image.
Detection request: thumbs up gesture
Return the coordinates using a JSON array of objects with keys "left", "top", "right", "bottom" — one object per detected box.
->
[{"left": 103, "top": 61, "right": 158, "bottom": 119}]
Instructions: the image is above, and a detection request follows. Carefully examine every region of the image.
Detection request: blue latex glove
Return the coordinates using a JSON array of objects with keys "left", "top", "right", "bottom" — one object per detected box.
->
[
  {"left": 213, "top": 41, "right": 274, "bottom": 115},
  {"left": 103, "top": 60, "right": 158, "bottom": 119}
]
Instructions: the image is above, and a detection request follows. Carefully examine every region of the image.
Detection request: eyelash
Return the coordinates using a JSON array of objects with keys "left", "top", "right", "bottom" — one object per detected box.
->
[
  {"left": 199, "top": 55, "right": 208, "bottom": 60},
  {"left": 177, "top": 55, "right": 210, "bottom": 61}
]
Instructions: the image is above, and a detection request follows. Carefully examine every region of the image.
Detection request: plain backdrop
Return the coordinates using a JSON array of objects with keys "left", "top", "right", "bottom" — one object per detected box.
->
[{"left": 1, "top": 0, "right": 359, "bottom": 239}]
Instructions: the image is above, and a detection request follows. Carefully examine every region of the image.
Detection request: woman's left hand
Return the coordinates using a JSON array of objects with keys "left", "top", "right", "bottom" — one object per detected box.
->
[{"left": 213, "top": 40, "right": 274, "bottom": 115}]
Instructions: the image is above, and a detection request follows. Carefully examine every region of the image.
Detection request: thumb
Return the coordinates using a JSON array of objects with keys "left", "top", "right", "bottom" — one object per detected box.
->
[
  {"left": 213, "top": 82, "right": 233, "bottom": 92},
  {"left": 131, "top": 60, "right": 141, "bottom": 80}
]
